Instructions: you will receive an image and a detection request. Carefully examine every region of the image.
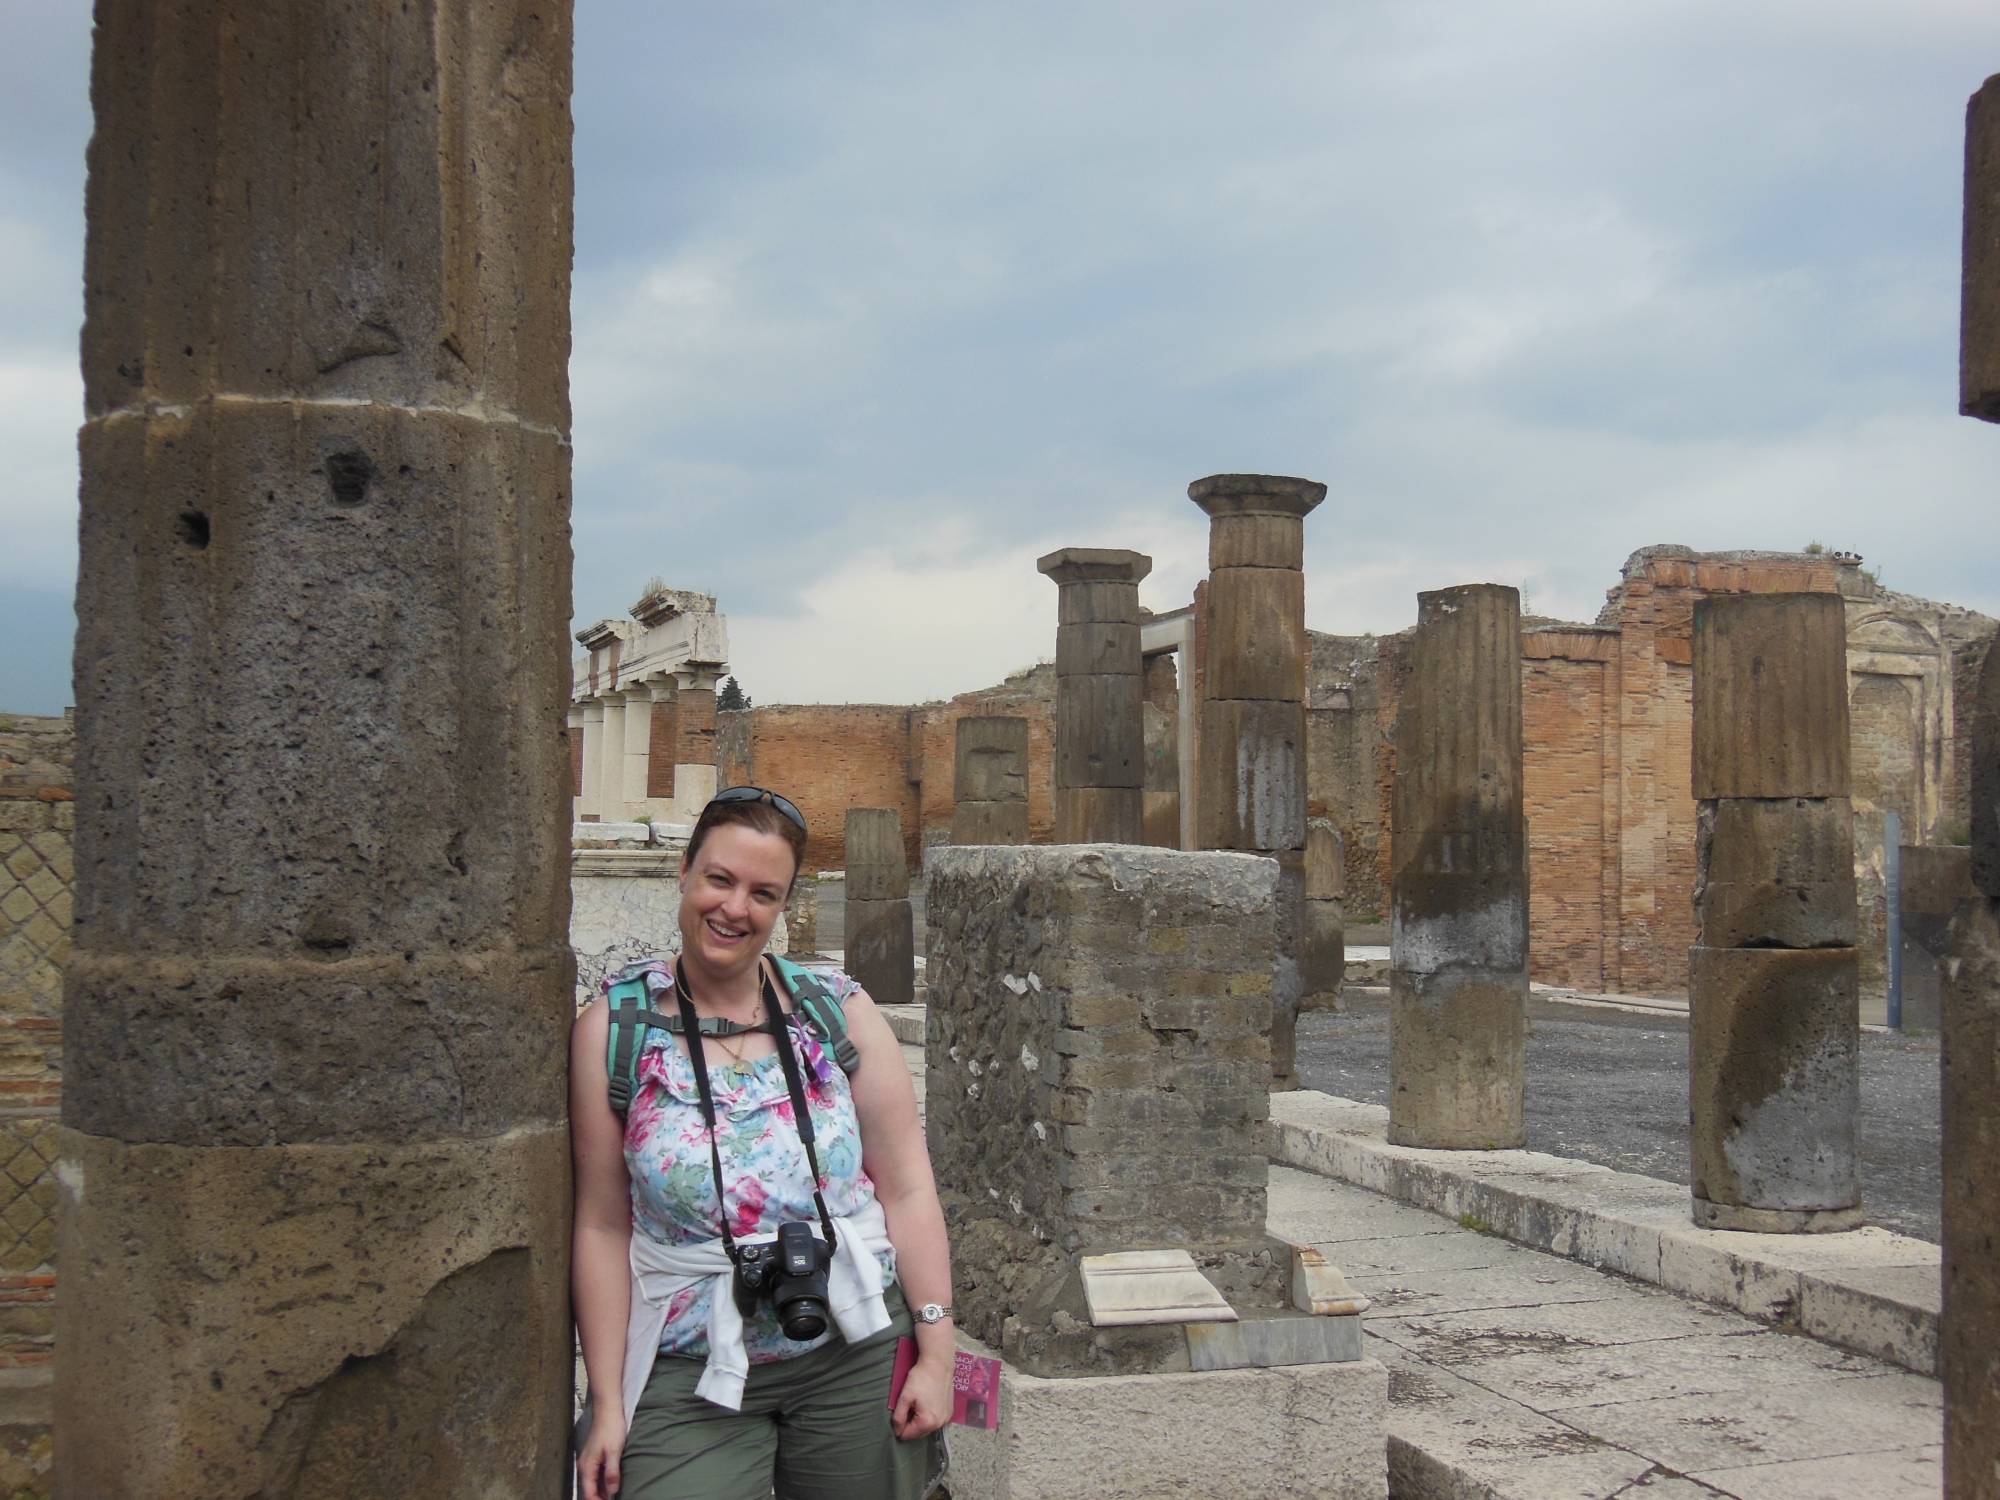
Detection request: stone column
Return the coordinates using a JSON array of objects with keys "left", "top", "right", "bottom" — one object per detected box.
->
[
  {"left": 952, "top": 715, "right": 1030, "bottom": 844},
  {"left": 597, "top": 691, "right": 629, "bottom": 821},
  {"left": 578, "top": 699, "right": 607, "bottom": 822},
  {"left": 59, "top": 4, "right": 575, "bottom": 1496},
  {"left": 568, "top": 705, "right": 585, "bottom": 822},
  {"left": 844, "top": 809, "right": 914, "bottom": 1005},
  {"left": 1688, "top": 593, "right": 1861, "bottom": 1232},
  {"left": 1898, "top": 844, "right": 1970, "bottom": 1030},
  {"left": 1946, "top": 78, "right": 2000, "bottom": 1495},
  {"left": 1190, "top": 475, "right": 1323, "bottom": 1089},
  {"left": 620, "top": 679, "right": 656, "bottom": 819},
  {"left": 672, "top": 666, "right": 723, "bottom": 821},
  {"left": 1302, "top": 815, "right": 1345, "bottom": 1011},
  {"left": 1388, "top": 585, "right": 1528, "bottom": 1148},
  {"left": 1037, "top": 549, "right": 1151, "bottom": 845}
]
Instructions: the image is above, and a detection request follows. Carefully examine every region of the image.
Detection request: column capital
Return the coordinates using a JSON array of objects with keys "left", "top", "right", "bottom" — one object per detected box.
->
[
  {"left": 1036, "top": 547, "right": 1152, "bottom": 587},
  {"left": 1187, "top": 474, "right": 1326, "bottom": 521},
  {"left": 674, "top": 664, "right": 726, "bottom": 693}
]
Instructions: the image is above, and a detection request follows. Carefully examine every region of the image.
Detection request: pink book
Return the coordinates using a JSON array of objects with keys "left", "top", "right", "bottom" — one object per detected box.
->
[{"left": 889, "top": 1338, "right": 1003, "bottom": 1431}]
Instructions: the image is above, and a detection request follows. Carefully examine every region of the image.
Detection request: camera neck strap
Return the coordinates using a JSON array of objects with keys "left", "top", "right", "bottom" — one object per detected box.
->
[{"left": 673, "top": 959, "right": 840, "bottom": 1262}]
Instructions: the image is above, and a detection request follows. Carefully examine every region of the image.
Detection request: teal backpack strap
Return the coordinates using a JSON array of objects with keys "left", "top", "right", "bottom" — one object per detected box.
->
[
  {"left": 603, "top": 974, "right": 656, "bottom": 1117},
  {"left": 773, "top": 956, "right": 862, "bottom": 1076}
]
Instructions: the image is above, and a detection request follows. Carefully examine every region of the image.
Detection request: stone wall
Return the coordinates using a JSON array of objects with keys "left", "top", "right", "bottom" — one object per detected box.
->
[{"left": 0, "top": 712, "right": 73, "bottom": 1495}]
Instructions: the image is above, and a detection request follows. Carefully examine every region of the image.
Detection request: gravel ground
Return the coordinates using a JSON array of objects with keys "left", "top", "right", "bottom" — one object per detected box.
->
[{"left": 1296, "top": 990, "right": 1944, "bottom": 1244}]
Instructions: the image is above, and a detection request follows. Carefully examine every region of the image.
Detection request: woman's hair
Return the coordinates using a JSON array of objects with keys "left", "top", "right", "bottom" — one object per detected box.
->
[{"left": 683, "top": 795, "right": 807, "bottom": 885}]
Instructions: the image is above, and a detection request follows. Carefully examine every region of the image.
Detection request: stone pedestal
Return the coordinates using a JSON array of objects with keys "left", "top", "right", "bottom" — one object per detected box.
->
[
  {"left": 1388, "top": 585, "right": 1527, "bottom": 1149},
  {"left": 1688, "top": 593, "right": 1861, "bottom": 1232},
  {"left": 1190, "top": 475, "right": 1324, "bottom": 1088},
  {"left": 844, "top": 808, "right": 914, "bottom": 1004},
  {"left": 1038, "top": 549, "right": 1150, "bottom": 845},
  {"left": 58, "top": 3, "right": 577, "bottom": 1494},
  {"left": 953, "top": 716, "right": 1030, "bottom": 845}
]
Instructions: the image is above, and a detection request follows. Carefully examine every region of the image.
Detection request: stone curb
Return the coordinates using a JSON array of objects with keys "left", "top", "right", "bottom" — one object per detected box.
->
[{"left": 1270, "top": 1089, "right": 1940, "bottom": 1376}]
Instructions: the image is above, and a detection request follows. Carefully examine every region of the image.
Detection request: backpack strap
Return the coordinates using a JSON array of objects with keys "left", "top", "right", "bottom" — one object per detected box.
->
[
  {"left": 773, "top": 956, "right": 863, "bottom": 1076},
  {"left": 604, "top": 972, "right": 655, "bottom": 1117}
]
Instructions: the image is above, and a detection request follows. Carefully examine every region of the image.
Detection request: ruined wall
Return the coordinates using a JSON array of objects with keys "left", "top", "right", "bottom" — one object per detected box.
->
[
  {"left": 0, "top": 713, "right": 69, "bottom": 1494},
  {"left": 721, "top": 667, "right": 1058, "bottom": 872},
  {"left": 1521, "top": 632, "right": 1618, "bottom": 990}
]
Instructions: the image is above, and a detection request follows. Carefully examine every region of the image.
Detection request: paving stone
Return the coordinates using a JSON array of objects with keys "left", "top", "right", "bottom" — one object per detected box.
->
[
  {"left": 1689, "top": 1444, "right": 1942, "bottom": 1500},
  {"left": 1079, "top": 1249, "right": 1234, "bottom": 1327},
  {"left": 1350, "top": 1257, "right": 1647, "bottom": 1321},
  {"left": 1364, "top": 1292, "right": 1762, "bottom": 1369},
  {"left": 1460, "top": 1330, "right": 1883, "bottom": 1415}
]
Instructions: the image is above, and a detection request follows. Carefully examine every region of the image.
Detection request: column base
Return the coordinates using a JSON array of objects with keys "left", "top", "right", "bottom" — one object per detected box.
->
[{"left": 1692, "top": 1197, "right": 1866, "bottom": 1234}]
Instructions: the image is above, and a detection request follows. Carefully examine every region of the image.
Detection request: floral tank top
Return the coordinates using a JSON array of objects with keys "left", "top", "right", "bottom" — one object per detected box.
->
[{"left": 616, "top": 961, "right": 897, "bottom": 1363}]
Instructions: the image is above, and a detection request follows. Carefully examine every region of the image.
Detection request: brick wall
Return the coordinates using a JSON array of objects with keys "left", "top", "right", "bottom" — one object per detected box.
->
[
  {"left": 646, "top": 698, "right": 677, "bottom": 799},
  {"left": 0, "top": 711, "right": 70, "bottom": 1496}
]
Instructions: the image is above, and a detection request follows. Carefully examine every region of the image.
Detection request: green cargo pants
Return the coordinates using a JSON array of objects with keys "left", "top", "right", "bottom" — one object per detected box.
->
[{"left": 620, "top": 1292, "right": 945, "bottom": 1499}]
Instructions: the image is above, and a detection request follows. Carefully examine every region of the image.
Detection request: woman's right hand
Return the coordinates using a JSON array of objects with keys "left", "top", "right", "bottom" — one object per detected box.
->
[{"left": 577, "top": 1410, "right": 627, "bottom": 1500}]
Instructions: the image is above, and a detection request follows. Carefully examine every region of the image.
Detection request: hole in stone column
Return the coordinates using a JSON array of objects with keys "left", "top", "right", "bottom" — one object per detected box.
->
[
  {"left": 326, "top": 449, "right": 375, "bottom": 507},
  {"left": 176, "top": 510, "right": 210, "bottom": 549}
]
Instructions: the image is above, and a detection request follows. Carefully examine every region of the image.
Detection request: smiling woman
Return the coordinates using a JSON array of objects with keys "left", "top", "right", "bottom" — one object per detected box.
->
[{"left": 569, "top": 787, "right": 955, "bottom": 1500}]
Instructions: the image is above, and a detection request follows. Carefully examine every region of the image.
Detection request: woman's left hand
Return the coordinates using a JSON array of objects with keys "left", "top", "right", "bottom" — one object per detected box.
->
[{"left": 892, "top": 1351, "right": 953, "bottom": 1441}]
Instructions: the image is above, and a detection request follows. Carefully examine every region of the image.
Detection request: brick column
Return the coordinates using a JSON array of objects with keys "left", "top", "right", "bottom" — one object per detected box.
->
[
  {"left": 843, "top": 809, "right": 914, "bottom": 1005},
  {"left": 951, "top": 715, "right": 1030, "bottom": 844},
  {"left": 1389, "top": 585, "right": 1528, "bottom": 1148},
  {"left": 671, "top": 666, "right": 722, "bottom": 821},
  {"left": 1037, "top": 548, "right": 1151, "bottom": 844},
  {"left": 1946, "top": 75, "right": 2000, "bottom": 1496},
  {"left": 1688, "top": 593, "right": 1861, "bottom": 1232},
  {"left": 59, "top": 5, "right": 575, "bottom": 1494},
  {"left": 1190, "top": 474, "right": 1325, "bottom": 1090},
  {"left": 578, "top": 699, "right": 607, "bottom": 822}
]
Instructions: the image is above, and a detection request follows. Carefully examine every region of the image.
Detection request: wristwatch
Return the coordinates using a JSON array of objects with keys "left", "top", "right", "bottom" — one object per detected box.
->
[{"left": 915, "top": 1302, "right": 955, "bottom": 1325}]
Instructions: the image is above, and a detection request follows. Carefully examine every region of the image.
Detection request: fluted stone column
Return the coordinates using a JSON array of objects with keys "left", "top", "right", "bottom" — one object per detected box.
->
[
  {"left": 672, "top": 666, "right": 722, "bottom": 821},
  {"left": 58, "top": 4, "right": 575, "bottom": 1496},
  {"left": 1688, "top": 593, "right": 1861, "bottom": 1232},
  {"left": 1038, "top": 549, "right": 1150, "bottom": 844},
  {"left": 1946, "top": 81, "right": 2000, "bottom": 1496},
  {"left": 579, "top": 699, "right": 607, "bottom": 822},
  {"left": 1388, "top": 585, "right": 1527, "bottom": 1147},
  {"left": 1190, "top": 475, "right": 1324, "bottom": 1089},
  {"left": 844, "top": 809, "right": 914, "bottom": 1005},
  {"left": 952, "top": 715, "right": 1030, "bottom": 844},
  {"left": 597, "top": 691, "right": 630, "bottom": 820}
]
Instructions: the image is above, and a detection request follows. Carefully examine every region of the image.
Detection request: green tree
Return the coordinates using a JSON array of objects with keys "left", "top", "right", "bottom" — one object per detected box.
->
[{"left": 717, "top": 676, "right": 750, "bottom": 711}]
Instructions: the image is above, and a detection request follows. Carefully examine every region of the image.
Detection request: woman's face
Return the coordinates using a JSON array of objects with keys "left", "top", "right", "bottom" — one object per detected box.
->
[{"left": 678, "top": 821, "right": 797, "bottom": 981}]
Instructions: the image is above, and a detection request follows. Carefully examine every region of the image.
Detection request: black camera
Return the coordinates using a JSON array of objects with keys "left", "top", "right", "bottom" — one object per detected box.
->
[{"left": 734, "top": 1220, "right": 834, "bottom": 1341}]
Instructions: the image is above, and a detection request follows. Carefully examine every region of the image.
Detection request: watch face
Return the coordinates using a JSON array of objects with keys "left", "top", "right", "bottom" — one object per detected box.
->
[{"left": 919, "top": 1303, "right": 944, "bottom": 1323}]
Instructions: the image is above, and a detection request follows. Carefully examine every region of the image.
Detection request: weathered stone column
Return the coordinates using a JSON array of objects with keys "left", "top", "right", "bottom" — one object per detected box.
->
[
  {"left": 1898, "top": 843, "right": 1970, "bottom": 1030},
  {"left": 952, "top": 715, "right": 1030, "bottom": 844},
  {"left": 1688, "top": 593, "right": 1861, "bottom": 1231},
  {"left": 672, "top": 666, "right": 723, "bottom": 820},
  {"left": 620, "top": 678, "right": 656, "bottom": 819},
  {"left": 844, "top": 808, "right": 915, "bottom": 1004},
  {"left": 1037, "top": 549, "right": 1151, "bottom": 845},
  {"left": 1388, "top": 585, "right": 1528, "bottom": 1148},
  {"left": 1945, "top": 78, "right": 2000, "bottom": 1496},
  {"left": 1190, "top": 475, "right": 1324, "bottom": 1089},
  {"left": 597, "top": 691, "right": 630, "bottom": 820},
  {"left": 1302, "top": 815, "right": 1346, "bottom": 1011},
  {"left": 568, "top": 704, "right": 585, "bottom": 820},
  {"left": 578, "top": 699, "right": 607, "bottom": 821},
  {"left": 59, "top": 5, "right": 576, "bottom": 1495}
]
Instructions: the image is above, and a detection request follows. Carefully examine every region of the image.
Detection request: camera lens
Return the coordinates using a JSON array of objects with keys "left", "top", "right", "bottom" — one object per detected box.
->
[{"left": 779, "top": 1297, "right": 829, "bottom": 1342}]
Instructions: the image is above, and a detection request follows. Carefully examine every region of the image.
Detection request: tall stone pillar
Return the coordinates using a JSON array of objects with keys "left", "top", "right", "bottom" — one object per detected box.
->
[
  {"left": 1945, "top": 76, "right": 2000, "bottom": 1497},
  {"left": 1688, "top": 593, "right": 1861, "bottom": 1232},
  {"left": 672, "top": 666, "right": 723, "bottom": 821},
  {"left": 952, "top": 715, "right": 1030, "bottom": 844},
  {"left": 844, "top": 809, "right": 915, "bottom": 1005},
  {"left": 1037, "top": 549, "right": 1151, "bottom": 845},
  {"left": 1388, "top": 585, "right": 1527, "bottom": 1148},
  {"left": 58, "top": 5, "right": 576, "bottom": 1496},
  {"left": 597, "top": 691, "right": 629, "bottom": 820},
  {"left": 578, "top": 699, "right": 607, "bottom": 822},
  {"left": 1191, "top": 474, "right": 1325, "bottom": 1090},
  {"left": 621, "top": 679, "right": 656, "bottom": 819},
  {"left": 568, "top": 705, "right": 585, "bottom": 821},
  {"left": 1302, "top": 815, "right": 1346, "bottom": 1011}
]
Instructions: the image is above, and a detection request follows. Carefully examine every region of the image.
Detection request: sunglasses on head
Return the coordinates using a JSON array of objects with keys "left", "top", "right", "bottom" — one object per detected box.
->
[{"left": 707, "top": 785, "right": 807, "bottom": 834}]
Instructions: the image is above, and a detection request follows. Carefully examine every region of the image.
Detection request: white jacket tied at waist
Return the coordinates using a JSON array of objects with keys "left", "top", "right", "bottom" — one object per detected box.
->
[{"left": 622, "top": 1197, "right": 894, "bottom": 1425}]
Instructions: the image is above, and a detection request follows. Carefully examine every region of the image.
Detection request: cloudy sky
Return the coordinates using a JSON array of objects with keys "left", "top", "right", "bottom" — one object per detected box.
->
[{"left": 3, "top": 3, "right": 1995, "bottom": 713}]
